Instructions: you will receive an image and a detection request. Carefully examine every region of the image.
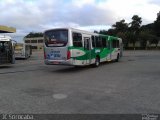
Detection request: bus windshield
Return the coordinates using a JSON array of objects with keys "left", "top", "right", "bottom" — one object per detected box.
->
[
  {"left": 44, "top": 29, "right": 68, "bottom": 47},
  {"left": 0, "top": 41, "right": 13, "bottom": 64},
  {"left": 0, "top": 41, "right": 11, "bottom": 52}
]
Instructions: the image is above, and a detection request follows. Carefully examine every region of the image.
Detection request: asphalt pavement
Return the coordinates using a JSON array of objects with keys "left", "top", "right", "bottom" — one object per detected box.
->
[{"left": 0, "top": 50, "right": 160, "bottom": 114}]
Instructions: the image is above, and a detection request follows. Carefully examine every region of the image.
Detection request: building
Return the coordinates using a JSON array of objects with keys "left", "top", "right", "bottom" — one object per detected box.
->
[{"left": 24, "top": 37, "right": 44, "bottom": 51}]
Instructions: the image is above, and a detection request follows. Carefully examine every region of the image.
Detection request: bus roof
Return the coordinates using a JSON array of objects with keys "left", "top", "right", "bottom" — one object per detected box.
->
[
  {"left": 99, "top": 33, "right": 121, "bottom": 39},
  {"left": 0, "top": 35, "right": 11, "bottom": 41},
  {"left": 44, "top": 27, "right": 122, "bottom": 40},
  {"left": 44, "top": 27, "right": 99, "bottom": 36}
]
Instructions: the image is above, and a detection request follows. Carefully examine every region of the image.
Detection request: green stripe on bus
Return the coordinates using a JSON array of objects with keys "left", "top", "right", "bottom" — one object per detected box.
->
[{"left": 68, "top": 46, "right": 115, "bottom": 60}]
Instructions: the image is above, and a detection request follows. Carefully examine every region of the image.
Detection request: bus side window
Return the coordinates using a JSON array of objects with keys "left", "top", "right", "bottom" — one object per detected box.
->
[
  {"left": 106, "top": 40, "right": 108, "bottom": 48},
  {"left": 72, "top": 32, "right": 82, "bottom": 47},
  {"left": 102, "top": 37, "right": 106, "bottom": 48},
  {"left": 95, "top": 36, "right": 102, "bottom": 47},
  {"left": 112, "top": 40, "right": 120, "bottom": 48},
  {"left": 91, "top": 36, "right": 95, "bottom": 48},
  {"left": 84, "top": 37, "right": 90, "bottom": 50},
  {"left": 112, "top": 41, "right": 115, "bottom": 48},
  {"left": 108, "top": 41, "right": 111, "bottom": 49},
  {"left": 117, "top": 40, "right": 120, "bottom": 48}
]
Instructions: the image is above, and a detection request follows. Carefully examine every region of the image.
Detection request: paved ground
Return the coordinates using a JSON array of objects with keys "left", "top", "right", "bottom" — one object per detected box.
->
[{"left": 0, "top": 50, "right": 160, "bottom": 114}]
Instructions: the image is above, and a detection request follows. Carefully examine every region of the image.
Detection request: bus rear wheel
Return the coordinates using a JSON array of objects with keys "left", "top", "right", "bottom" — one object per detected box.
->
[
  {"left": 115, "top": 54, "right": 119, "bottom": 62},
  {"left": 94, "top": 57, "right": 100, "bottom": 67}
]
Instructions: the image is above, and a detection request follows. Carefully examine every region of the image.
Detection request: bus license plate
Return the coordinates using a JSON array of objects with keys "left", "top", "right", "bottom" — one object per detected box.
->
[{"left": 52, "top": 61, "right": 60, "bottom": 64}]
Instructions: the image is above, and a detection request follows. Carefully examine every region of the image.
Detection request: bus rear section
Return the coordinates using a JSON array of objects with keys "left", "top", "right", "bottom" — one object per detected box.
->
[
  {"left": 0, "top": 36, "right": 15, "bottom": 65},
  {"left": 44, "top": 29, "right": 72, "bottom": 65}
]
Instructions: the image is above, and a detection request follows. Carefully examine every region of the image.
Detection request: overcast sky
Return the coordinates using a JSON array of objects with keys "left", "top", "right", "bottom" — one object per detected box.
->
[{"left": 0, "top": 0, "right": 160, "bottom": 37}]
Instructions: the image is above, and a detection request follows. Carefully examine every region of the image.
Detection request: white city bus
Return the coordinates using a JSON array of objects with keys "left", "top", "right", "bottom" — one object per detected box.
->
[
  {"left": 14, "top": 43, "right": 32, "bottom": 59},
  {"left": 43, "top": 28, "right": 123, "bottom": 67},
  {"left": 0, "top": 35, "right": 15, "bottom": 65}
]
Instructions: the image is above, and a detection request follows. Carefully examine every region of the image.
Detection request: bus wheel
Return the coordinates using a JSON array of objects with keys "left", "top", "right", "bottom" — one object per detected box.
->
[
  {"left": 115, "top": 54, "right": 119, "bottom": 62},
  {"left": 94, "top": 57, "right": 100, "bottom": 67}
]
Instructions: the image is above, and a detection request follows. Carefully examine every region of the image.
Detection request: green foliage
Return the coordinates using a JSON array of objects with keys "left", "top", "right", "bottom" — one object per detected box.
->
[
  {"left": 106, "top": 29, "right": 116, "bottom": 36},
  {"left": 139, "top": 30, "right": 151, "bottom": 48},
  {"left": 141, "top": 23, "right": 154, "bottom": 31},
  {"left": 99, "top": 30, "right": 108, "bottom": 35},
  {"left": 94, "top": 30, "right": 99, "bottom": 33},
  {"left": 25, "top": 32, "right": 43, "bottom": 38},
  {"left": 154, "top": 15, "right": 160, "bottom": 37},
  {"left": 116, "top": 32, "right": 128, "bottom": 48},
  {"left": 97, "top": 13, "right": 160, "bottom": 49},
  {"left": 129, "top": 15, "right": 142, "bottom": 32},
  {"left": 129, "top": 15, "right": 142, "bottom": 49},
  {"left": 148, "top": 35, "right": 159, "bottom": 47},
  {"left": 112, "top": 19, "right": 128, "bottom": 33}
]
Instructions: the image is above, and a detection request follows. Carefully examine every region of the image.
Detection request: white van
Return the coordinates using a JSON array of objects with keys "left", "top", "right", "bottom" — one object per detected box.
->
[{"left": 14, "top": 43, "right": 32, "bottom": 59}]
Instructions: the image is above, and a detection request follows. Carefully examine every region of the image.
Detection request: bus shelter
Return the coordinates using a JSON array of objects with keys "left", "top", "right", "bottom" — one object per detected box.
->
[{"left": 0, "top": 25, "right": 16, "bottom": 33}]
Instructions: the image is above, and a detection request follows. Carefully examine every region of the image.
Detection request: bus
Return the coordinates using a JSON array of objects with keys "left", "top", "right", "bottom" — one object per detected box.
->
[
  {"left": 43, "top": 28, "right": 123, "bottom": 67},
  {"left": 14, "top": 43, "right": 32, "bottom": 59},
  {"left": 0, "top": 35, "right": 15, "bottom": 65}
]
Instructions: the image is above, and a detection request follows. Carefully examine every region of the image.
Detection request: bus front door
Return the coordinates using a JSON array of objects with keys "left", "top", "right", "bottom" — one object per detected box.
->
[{"left": 84, "top": 37, "right": 91, "bottom": 65}]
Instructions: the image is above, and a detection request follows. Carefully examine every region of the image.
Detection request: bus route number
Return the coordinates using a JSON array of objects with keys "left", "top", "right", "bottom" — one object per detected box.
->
[{"left": 50, "top": 51, "right": 61, "bottom": 58}]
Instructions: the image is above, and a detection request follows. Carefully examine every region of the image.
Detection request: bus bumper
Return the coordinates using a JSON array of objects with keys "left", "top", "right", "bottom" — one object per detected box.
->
[{"left": 44, "top": 59, "right": 73, "bottom": 66}]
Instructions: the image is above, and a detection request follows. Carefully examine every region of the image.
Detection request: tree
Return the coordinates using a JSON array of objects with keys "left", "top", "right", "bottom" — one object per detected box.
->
[
  {"left": 129, "top": 15, "right": 142, "bottom": 49},
  {"left": 112, "top": 19, "right": 128, "bottom": 33},
  {"left": 94, "top": 30, "right": 99, "bottom": 33},
  {"left": 25, "top": 32, "right": 43, "bottom": 38},
  {"left": 154, "top": 15, "right": 160, "bottom": 37},
  {"left": 98, "top": 13, "right": 160, "bottom": 50},
  {"left": 99, "top": 30, "right": 108, "bottom": 35},
  {"left": 141, "top": 23, "right": 154, "bottom": 31},
  {"left": 105, "top": 19, "right": 128, "bottom": 40},
  {"left": 148, "top": 35, "right": 159, "bottom": 48},
  {"left": 139, "top": 30, "right": 151, "bottom": 49},
  {"left": 106, "top": 29, "right": 116, "bottom": 36},
  {"left": 130, "top": 15, "right": 142, "bottom": 32},
  {"left": 117, "top": 32, "right": 128, "bottom": 48}
]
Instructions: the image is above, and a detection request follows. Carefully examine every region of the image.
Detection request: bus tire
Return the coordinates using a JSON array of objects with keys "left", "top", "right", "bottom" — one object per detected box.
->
[
  {"left": 115, "top": 54, "right": 119, "bottom": 62},
  {"left": 94, "top": 57, "right": 100, "bottom": 67}
]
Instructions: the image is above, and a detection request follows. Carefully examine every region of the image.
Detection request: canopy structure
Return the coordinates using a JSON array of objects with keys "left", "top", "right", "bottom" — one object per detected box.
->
[{"left": 0, "top": 25, "right": 16, "bottom": 33}]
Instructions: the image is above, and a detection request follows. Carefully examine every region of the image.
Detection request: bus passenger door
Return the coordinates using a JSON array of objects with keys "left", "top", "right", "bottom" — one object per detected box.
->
[
  {"left": 107, "top": 40, "right": 112, "bottom": 61},
  {"left": 84, "top": 37, "right": 91, "bottom": 65}
]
